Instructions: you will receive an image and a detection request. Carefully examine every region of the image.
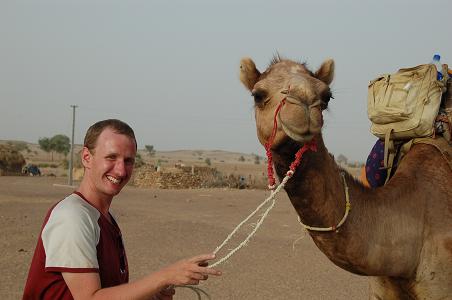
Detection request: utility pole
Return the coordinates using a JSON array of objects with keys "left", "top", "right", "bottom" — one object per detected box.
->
[{"left": 68, "top": 105, "right": 78, "bottom": 186}]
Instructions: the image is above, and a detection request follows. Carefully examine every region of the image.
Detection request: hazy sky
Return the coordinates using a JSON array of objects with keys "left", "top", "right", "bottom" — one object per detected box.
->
[{"left": 1, "top": 0, "right": 451, "bottom": 161}]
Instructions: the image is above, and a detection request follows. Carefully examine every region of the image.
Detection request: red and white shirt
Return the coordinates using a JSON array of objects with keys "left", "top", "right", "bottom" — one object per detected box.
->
[{"left": 23, "top": 192, "right": 129, "bottom": 300}]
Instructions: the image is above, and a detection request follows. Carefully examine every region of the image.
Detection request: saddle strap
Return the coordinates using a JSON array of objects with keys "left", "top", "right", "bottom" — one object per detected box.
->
[{"left": 383, "top": 130, "right": 396, "bottom": 184}]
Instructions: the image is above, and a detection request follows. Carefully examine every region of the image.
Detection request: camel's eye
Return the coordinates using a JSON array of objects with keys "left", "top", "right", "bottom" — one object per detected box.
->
[
  {"left": 251, "top": 89, "right": 267, "bottom": 106},
  {"left": 320, "top": 90, "right": 333, "bottom": 110}
]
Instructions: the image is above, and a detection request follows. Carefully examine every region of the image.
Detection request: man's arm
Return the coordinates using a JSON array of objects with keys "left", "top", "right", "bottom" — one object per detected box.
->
[{"left": 62, "top": 253, "right": 221, "bottom": 300}]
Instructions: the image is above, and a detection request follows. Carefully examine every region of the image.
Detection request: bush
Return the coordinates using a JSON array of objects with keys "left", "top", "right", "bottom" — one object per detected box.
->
[
  {"left": 253, "top": 154, "right": 261, "bottom": 165},
  {"left": 61, "top": 159, "right": 69, "bottom": 170},
  {"left": 145, "top": 145, "right": 156, "bottom": 157},
  {"left": 7, "top": 141, "right": 29, "bottom": 152},
  {"left": 37, "top": 163, "right": 58, "bottom": 168},
  {"left": 134, "top": 153, "right": 145, "bottom": 168},
  {"left": 0, "top": 144, "right": 26, "bottom": 174}
]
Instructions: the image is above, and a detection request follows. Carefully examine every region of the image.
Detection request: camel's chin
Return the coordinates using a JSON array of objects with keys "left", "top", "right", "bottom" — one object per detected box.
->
[
  {"left": 280, "top": 122, "right": 314, "bottom": 143},
  {"left": 278, "top": 110, "right": 316, "bottom": 144}
]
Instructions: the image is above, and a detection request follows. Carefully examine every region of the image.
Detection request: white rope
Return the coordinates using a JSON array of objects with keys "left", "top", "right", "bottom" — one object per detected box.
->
[
  {"left": 296, "top": 172, "right": 351, "bottom": 232},
  {"left": 181, "top": 171, "right": 350, "bottom": 298},
  {"left": 170, "top": 171, "right": 293, "bottom": 299},
  {"left": 209, "top": 171, "right": 351, "bottom": 267},
  {"left": 209, "top": 172, "right": 293, "bottom": 268},
  {"left": 291, "top": 230, "right": 307, "bottom": 251},
  {"left": 171, "top": 175, "right": 291, "bottom": 299}
]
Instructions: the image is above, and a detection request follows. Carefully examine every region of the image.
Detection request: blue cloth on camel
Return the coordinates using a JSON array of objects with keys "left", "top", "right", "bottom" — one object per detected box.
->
[{"left": 365, "top": 139, "right": 387, "bottom": 188}]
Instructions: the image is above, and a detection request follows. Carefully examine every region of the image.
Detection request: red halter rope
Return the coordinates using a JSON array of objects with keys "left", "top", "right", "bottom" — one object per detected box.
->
[{"left": 264, "top": 91, "right": 318, "bottom": 190}]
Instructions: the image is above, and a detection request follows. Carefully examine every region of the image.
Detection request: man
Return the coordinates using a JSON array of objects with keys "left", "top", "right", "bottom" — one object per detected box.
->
[{"left": 23, "top": 119, "right": 221, "bottom": 299}]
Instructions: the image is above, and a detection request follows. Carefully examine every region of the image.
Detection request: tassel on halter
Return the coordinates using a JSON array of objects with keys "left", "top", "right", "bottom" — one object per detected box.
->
[{"left": 264, "top": 98, "right": 286, "bottom": 190}]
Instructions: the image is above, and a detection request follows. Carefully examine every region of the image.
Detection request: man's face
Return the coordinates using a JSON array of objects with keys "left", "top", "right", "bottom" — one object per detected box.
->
[{"left": 82, "top": 128, "right": 136, "bottom": 200}]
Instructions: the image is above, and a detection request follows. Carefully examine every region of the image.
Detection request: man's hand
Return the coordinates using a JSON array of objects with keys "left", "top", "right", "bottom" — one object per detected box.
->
[
  {"left": 159, "top": 253, "right": 222, "bottom": 286},
  {"left": 62, "top": 253, "right": 221, "bottom": 299}
]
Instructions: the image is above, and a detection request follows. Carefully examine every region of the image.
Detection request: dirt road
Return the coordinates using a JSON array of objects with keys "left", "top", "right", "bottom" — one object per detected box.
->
[{"left": 0, "top": 176, "right": 368, "bottom": 299}]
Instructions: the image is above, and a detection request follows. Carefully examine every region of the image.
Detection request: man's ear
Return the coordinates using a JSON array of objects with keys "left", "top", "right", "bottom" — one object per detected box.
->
[
  {"left": 315, "top": 59, "right": 334, "bottom": 85},
  {"left": 240, "top": 57, "right": 261, "bottom": 91},
  {"left": 81, "top": 147, "right": 92, "bottom": 169}
]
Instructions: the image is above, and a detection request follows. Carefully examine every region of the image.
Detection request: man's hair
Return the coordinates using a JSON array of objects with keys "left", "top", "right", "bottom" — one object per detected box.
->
[{"left": 84, "top": 119, "right": 137, "bottom": 152}]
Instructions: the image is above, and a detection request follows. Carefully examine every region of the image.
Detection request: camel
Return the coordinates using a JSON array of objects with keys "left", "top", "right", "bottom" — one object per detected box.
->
[{"left": 239, "top": 56, "right": 452, "bottom": 299}]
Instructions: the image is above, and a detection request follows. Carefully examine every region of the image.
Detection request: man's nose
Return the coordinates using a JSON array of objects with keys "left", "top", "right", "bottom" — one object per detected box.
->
[{"left": 114, "top": 160, "right": 127, "bottom": 176}]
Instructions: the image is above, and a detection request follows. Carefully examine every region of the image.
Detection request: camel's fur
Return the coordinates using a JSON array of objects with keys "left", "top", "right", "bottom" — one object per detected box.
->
[{"left": 240, "top": 56, "right": 452, "bottom": 299}]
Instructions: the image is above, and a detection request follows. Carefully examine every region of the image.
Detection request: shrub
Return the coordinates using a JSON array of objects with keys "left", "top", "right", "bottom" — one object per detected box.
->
[
  {"left": 61, "top": 159, "right": 69, "bottom": 170},
  {"left": 134, "top": 153, "right": 145, "bottom": 168},
  {"left": 145, "top": 145, "right": 156, "bottom": 157}
]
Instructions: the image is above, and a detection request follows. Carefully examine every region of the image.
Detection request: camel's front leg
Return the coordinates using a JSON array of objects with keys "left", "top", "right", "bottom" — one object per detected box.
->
[{"left": 369, "top": 277, "right": 414, "bottom": 300}]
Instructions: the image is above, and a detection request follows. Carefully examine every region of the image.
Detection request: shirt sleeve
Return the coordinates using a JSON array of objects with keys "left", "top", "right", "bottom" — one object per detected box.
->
[{"left": 42, "top": 201, "right": 100, "bottom": 273}]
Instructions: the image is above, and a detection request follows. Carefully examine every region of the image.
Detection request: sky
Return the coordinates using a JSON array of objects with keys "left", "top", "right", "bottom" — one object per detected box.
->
[{"left": 1, "top": 0, "right": 451, "bottom": 162}]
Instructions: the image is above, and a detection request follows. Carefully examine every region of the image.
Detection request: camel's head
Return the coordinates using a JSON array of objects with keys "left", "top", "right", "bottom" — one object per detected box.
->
[{"left": 240, "top": 56, "right": 334, "bottom": 149}]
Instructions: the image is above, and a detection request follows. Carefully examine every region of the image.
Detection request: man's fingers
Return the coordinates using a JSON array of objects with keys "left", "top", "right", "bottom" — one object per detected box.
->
[
  {"left": 190, "top": 272, "right": 206, "bottom": 281},
  {"left": 188, "top": 253, "right": 216, "bottom": 264},
  {"left": 195, "top": 266, "right": 222, "bottom": 276},
  {"left": 188, "top": 279, "right": 200, "bottom": 285},
  {"left": 198, "top": 261, "right": 208, "bottom": 267},
  {"left": 187, "top": 269, "right": 216, "bottom": 282}
]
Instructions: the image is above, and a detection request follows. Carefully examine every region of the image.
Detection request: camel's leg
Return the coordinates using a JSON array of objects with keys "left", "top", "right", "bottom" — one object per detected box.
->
[
  {"left": 410, "top": 266, "right": 452, "bottom": 300},
  {"left": 368, "top": 277, "right": 414, "bottom": 300},
  {"left": 367, "top": 239, "right": 452, "bottom": 300},
  {"left": 411, "top": 235, "right": 452, "bottom": 299}
]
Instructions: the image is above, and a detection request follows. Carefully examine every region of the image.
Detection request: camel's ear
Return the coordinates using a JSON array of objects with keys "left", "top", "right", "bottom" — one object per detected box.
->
[
  {"left": 240, "top": 57, "right": 261, "bottom": 91},
  {"left": 315, "top": 59, "right": 334, "bottom": 85}
]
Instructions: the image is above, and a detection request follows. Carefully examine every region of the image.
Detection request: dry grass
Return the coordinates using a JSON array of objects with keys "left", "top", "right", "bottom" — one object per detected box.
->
[{"left": 0, "top": 144, "right": 26, "bottom": 175}]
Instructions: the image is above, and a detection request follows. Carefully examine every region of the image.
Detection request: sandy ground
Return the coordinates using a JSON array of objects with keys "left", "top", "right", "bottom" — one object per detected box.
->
[{"left": 1, "top": 176, "right": 369, "bottom": 300}]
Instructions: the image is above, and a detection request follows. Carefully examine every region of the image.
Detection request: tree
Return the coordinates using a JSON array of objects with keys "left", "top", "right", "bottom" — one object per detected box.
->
[
  {"left": 238, "top": 155, "right": 245, "bottom": 162},
  {"left": 253, "top": 154, "right": 261, "bottom": 165},
  {"left": 205, "top": 158, "right": 211, "bottom": 166},
  {"left": 38, "top": 137, "right": 52, "bottom": 160},
  {"left": 336, "top": 154, "right": 348, "bottom": 165},
  {"left": 38, "top": 134, "right": 70, "bottom": 161},
  {"left": 145, "top": 145, "right": 156, "bottom": 157},
  {"left": 50, "top": 135, "right": 70, "bottom": 157}
]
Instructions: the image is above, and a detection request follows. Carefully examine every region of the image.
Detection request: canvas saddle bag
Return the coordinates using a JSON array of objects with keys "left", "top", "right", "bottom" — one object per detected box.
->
[
  {"left": 439, "top": 76, "right": 452, "bottom": 142},
  {"left": 367, "top": 63, "right": 449, "bottom": 182}
]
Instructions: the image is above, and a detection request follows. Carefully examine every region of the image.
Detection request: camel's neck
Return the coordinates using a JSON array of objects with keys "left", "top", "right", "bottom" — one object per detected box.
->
[
  {"left": 272, "top": 135, "right": 346, "bottom": 233},
  {"left": 271, "top": 135, "right": 421, "bottom": 277}
]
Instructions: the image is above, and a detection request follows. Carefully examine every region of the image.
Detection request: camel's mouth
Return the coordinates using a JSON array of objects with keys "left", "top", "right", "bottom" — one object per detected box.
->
[
  {"left": 280, "top": 120, "right": 315, "bottom": 143},
  {"left": 277, "top": 102, "right": 318, "bottom": 144}
]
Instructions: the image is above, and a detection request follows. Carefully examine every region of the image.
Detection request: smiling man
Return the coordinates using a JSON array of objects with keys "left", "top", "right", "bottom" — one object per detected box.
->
[{"left": 23, "top": 119, "right": 221, "bottom": 300}]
